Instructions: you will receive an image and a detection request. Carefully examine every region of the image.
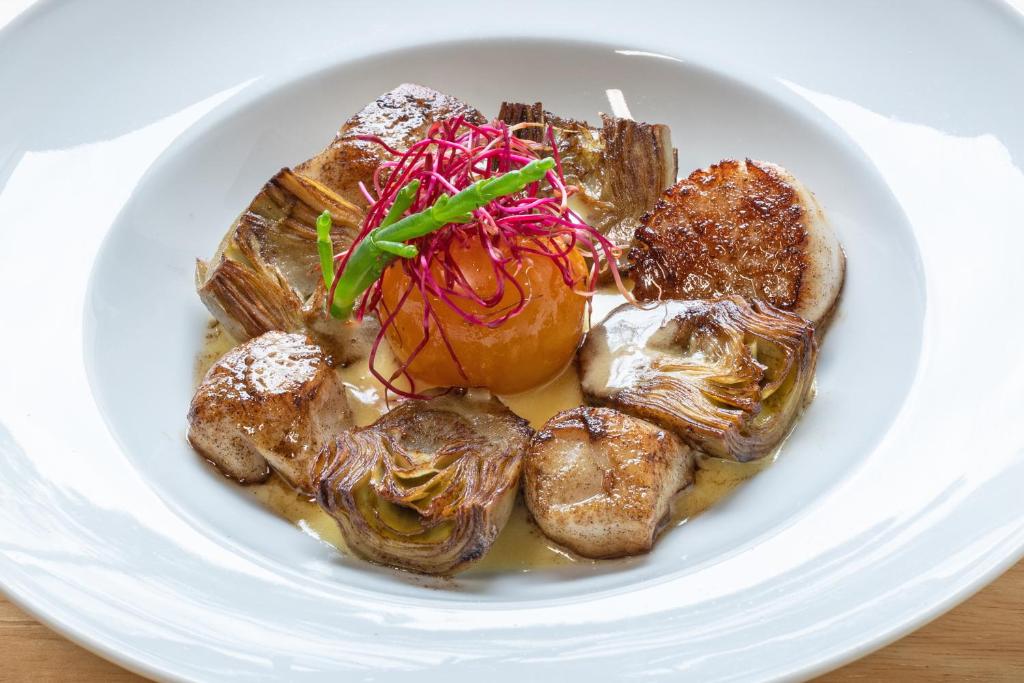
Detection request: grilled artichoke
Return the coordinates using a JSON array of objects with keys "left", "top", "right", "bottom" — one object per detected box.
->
[
  {"left": 195, "top": 169, "right": 373, "bottom": 363},
  {"left": 314, "top": 394, "right": 531, "bottom": 574},
  {"left": 498, "top": 102, "right": 677, "bottom": 251},
  {"left": 579, "top": 297, "right": 817, "bottom": 462}
]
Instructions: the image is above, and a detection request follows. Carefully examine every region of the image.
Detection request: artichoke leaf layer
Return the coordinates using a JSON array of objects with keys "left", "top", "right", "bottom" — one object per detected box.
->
[{"left": 580, "top": 297, "right": 817, "bottom": 462}]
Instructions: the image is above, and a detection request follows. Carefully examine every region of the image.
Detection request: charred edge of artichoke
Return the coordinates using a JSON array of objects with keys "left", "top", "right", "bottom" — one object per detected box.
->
[
  {"left": 497, "top": 101, "right": 546, "bottom": 142},
  {"left": 270, "top": 168, "right": 363, "bottom": 233},
  {"left": 195, "top": 249, "right": 305, "bottom": 342},
  {"left": 598, "top": 114, "right": 678, "bottom": 214},
  {"left": 497, "top": 101, "right": 586, "bottom": 138}
]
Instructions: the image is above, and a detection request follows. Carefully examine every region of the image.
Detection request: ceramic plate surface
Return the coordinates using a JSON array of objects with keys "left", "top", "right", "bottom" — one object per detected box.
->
[{"left": 1, "top": 1, "right": 1023, "bottom": 681}]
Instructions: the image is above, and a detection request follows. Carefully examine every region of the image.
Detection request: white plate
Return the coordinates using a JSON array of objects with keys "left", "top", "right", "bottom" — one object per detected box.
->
[{"left": 2, "top": 2, "right": 1023, "bottom": 681}]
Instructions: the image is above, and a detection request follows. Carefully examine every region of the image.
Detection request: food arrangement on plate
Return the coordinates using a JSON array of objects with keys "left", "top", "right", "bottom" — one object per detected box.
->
[{"left": 188, "top": 83, "right": 845, "bottom": 575}]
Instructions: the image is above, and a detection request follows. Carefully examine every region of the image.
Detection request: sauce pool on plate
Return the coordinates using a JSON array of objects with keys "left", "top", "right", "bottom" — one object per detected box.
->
[{"left": 193, "top": 287, "right": 772, "bottom": 573}]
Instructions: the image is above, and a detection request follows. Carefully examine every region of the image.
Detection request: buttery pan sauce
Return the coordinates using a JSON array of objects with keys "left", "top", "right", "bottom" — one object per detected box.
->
[{"left": 193, "top": 289, "right": 773, "bottom": 574}]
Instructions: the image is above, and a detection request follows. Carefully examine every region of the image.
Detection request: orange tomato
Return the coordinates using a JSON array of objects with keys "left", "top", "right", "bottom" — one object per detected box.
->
[{"left": 379, "top": 237, "right": 588, "bottom": 394}]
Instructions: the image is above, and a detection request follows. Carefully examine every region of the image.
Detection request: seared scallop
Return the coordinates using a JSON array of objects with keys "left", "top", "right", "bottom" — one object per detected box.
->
[
  {"left": 524, "top": 407, "right": 694, "bottom": 559},
  {"left": 314, "top": 394, "right": 531, "bottom": 575},
  {"left": 579, "top": 297, "right": 816, "bottom": 462},
  {"left": 630, "top": 159, "right": 845, "bottom": 328},
  {"left": 187, "top": 331, "right": 351, "bottom": 492},
  {"left": 297, "top": 84, "right": 485, "bottom": 207}
]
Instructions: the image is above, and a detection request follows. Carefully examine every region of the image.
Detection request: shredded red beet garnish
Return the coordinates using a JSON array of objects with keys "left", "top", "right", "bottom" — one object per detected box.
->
[{"left": 333, "top": 117, "right": 628, "bottom": 399}]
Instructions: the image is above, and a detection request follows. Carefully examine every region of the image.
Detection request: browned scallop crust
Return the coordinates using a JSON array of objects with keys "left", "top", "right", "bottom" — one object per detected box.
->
[
  {"left": 630, "top": 159, "right": 843, "bottom": 327},
  {"left": 524, "top": 407, "right": 694, "bottom": 559},
  {"left": 187, "top": 331, "right": 352, "bottom": 491},
  {"left": 297, "top": 84, "right": 485, "bottom": 207},
  {"left": 314, "top": 395, "right": 531, "bottom": 575}
]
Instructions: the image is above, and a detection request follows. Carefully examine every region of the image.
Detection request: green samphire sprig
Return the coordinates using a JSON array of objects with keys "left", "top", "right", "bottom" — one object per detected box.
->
[{"left": 316, "top": 156, "right": 555, "bottom": 320}]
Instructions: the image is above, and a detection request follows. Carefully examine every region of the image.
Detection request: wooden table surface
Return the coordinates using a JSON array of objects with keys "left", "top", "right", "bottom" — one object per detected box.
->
[{"left": 1, "top": 560, "right": 1021, "bottom": 681}]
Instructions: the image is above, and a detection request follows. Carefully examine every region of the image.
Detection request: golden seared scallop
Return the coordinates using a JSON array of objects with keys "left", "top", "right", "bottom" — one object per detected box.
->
[
  {"left": 187, "top": 331, "right": 352, "bottom": 492},
  {"left": 630, "top": 159, "right": 845, "bottom": 329},
  {"left": 524, "top": 407, "right": 694, "bottom": 559},
  {"left": 296, "top": 83, "right": 485, "bottom": 207}
]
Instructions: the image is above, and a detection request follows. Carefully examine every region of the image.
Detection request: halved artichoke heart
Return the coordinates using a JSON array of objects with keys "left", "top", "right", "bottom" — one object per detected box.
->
[
  {"left": 314, "top": 395, "right": 532, "bottom": 574},
  {"left": 579, "top": 297, "right": 817, "bottom": 462},
  {"left": 498, "top": 102, "right": 677, "bottom": 253},
  {"left": 195, "top": 169, "right": 373, "bottom": 364}
]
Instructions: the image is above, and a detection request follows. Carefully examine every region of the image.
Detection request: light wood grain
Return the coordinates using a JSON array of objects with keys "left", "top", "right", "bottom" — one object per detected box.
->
[{"left": 1, "top": 560, "right": 1021, "bottom": 681}]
